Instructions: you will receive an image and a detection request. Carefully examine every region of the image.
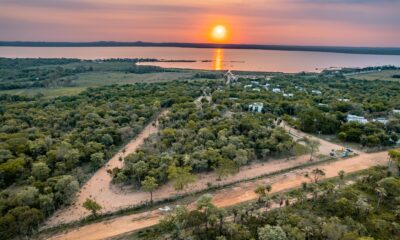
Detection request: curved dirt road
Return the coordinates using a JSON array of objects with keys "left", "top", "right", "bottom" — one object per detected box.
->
[{"left": 47, "top": 150, "right": 388, "bottom": 240}]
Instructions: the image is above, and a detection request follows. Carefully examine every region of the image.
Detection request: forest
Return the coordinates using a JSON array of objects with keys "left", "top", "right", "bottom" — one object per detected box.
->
[
  {"left": 135, "top": 165, "right": 400, "bottom": 240},
  {"left": 0, "top": 80, "right": 205, "bottom": 239},
  {"left": 112, "top": 99, "right": 298, "bottom": 190}
]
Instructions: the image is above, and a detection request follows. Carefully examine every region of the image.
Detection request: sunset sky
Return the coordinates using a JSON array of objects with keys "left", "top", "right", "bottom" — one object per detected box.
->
[{"left": 0, "top": 0, "right": 399, "bottom": 47}]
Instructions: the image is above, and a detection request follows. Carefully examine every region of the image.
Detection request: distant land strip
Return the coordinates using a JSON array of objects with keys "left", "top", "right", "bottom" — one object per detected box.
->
[{"left": 1, "top": 41, "right": 400, "bottom": 55}]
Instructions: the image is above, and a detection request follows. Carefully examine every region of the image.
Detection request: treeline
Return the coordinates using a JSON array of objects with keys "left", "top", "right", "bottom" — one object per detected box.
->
[
  {"left": 139, "top": 164, "right": 400, "bottom": 240},
  {"left": 111, "top": 99, "right": 297, "bottom": 191},
  {"left": 0, "top": 81, "right": 204, "bottom": 238}
]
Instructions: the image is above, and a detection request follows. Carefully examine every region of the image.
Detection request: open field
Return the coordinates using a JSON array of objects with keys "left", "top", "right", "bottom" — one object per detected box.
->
[
  {"left": 0, "top": 71, "right": 196, "bottom": 97},
  {"left": 347, "top": 70, "right": 400, "bottom": 81}
]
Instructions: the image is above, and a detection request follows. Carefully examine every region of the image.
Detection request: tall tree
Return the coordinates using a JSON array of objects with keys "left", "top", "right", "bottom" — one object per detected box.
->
[
  {"left": 167, "top": 166, "right": 196, "bottom": 191},
  {"left": 141, "top": 176, "right": 158, "bottom": 203}
]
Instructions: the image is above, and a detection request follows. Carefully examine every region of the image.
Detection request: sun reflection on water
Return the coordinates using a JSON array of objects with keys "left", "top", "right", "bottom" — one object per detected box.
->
[{"left": 213, "top": 49, "right": 223, "bottom": 70}]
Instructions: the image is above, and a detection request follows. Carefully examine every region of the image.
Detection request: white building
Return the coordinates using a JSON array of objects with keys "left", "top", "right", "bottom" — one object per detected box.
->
[
  {"left": 283, "top": 93, "right": 294, "bottom": 97},
  {"left": 249, "top": 103, "right": 264, "bottom": 113},
  {"left": 374, "top": 118, "right": 389, "bottom": 124},
  {"left": 272, "top": 88, "right": 281, "bottom": 93},
  {"left": 347, "top": 114, "right": 368, "bottom": 124},
  {"left": 252, "top": 88, "right": 261, "bottom": 92},
  {"left": 393, "top": 109, "right": 400, "bottom": 114},
  {"left": 338, "top": 98, "right": 350, "bottom": 102},
  {"left": 311, "top": 90, "right": 322, "bottom": 95}
]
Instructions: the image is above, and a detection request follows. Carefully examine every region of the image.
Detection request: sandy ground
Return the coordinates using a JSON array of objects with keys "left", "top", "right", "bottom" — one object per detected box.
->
[{"left": 47, "top": 150, "right": 388, "bottom": 240}]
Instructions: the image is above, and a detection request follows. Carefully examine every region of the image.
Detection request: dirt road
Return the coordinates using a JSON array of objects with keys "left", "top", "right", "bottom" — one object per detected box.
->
[
  {"left": 45, "top": 110, "right": 168, "bottom": 227},
  {"left": 44, "top": 110, "right": 389, "bottom": 239},
  {"left": 46, "top": 109, "right": 342, "bottom": 227},
  {"left": 48, "top": 150, "right": 388, "bottom": 240}
]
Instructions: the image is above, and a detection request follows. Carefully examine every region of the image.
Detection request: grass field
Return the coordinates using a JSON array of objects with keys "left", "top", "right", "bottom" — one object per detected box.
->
[
  {"left": 348, "top": 70, "right": 400, "bottom": 81},
  {"left": 0, "top": 71, "right": 199, "bottom": 97}
]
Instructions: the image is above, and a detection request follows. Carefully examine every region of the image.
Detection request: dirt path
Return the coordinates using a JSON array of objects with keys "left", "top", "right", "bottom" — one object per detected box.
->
[
  {"left": 45, "top": 110, "right": 169, "bottom": 227},
  {"left": 44, "top": 109, "right": 388, "bottom": 239},
  {"left": 44, "top": 112, "right": 355, "bottom": 228},
  {"left": 281, "top": 122, "right": 349, "bottom": 156},
  {"left": 47, "top": 150, "right": 388, "bottom": 240}
]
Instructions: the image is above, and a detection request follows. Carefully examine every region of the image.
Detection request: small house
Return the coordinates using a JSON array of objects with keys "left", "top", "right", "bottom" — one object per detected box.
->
[
  {"left": 272, "top": 88, "right": 281, "bottom": 93},
  {"left": 373, "top": 118, "right": 388, "bottom": 125},
  {"left": 249, "top": 103, "right": 264, "bottom": 113},
  {"left": 347, "top": 114, "right": 368, "bottom": 124}
]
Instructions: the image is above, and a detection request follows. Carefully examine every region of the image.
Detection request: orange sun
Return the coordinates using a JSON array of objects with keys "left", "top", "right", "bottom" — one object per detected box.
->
[{"left": 211, "top": 25, "right": 227, "bottom": 42}]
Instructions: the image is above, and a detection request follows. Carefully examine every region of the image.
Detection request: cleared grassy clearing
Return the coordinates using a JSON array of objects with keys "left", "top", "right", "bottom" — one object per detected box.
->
[{"left": 348, "top": 70, "right": 400, "bottom": 81}]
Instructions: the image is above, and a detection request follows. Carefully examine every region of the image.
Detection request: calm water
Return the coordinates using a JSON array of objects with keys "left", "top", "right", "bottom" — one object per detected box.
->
[{"left": 1, "top": 46, "right": 400, "bottom": 73}]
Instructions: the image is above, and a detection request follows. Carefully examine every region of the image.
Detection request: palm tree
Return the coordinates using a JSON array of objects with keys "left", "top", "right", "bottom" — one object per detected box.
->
[
  {"left": 375, "top": 186, "right": 387, "bottom": 209},
  {"left": 338, "top": 170, "right": 345, "bottom": 188}
]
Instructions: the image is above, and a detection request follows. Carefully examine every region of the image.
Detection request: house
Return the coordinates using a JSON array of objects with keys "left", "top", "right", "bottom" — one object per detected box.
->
[
  {"left": 318, "top": 103, "right": 328, "bottom": 106},
  {"left": 252, "top": 88, "right": 261, "bottom": 92},
  {"left": 251, "top": 81, "right": 260, "bottom": 86},
  {"left": 249, "top": 103, "right": 264, "bottom": 113},
  {"left": 272, "top": 88, "right": 281, "bottom": 93},
  {"left": 374, "top": 117, "right": 389, "bottom": 124},
  {"left": 311, "top": 90, "right": 322, "bottom": 95},
  {"left": 338, "top": 98, "right": 350, "bottom": 102},
  {"left": 283, "top": 93, "right": 294, "bottom": 97},
  {"left": 393, "top": 109, "right": 400, "bottom": 114},
  {"left": 347, "top": 114, "right": 368, "bottom": 124},
  {"left": 244, "top": 84, "right": 252, "bottom": 89}
]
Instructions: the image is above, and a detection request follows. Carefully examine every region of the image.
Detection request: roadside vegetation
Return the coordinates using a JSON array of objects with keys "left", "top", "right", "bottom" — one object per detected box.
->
[{"left": 131, "top": 164, "right": 400, "bottom": 240}]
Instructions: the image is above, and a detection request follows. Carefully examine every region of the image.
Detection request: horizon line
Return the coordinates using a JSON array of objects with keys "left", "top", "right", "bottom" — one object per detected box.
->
[{"left": 1, "top": 41, "right": 400, "bottom": 55}]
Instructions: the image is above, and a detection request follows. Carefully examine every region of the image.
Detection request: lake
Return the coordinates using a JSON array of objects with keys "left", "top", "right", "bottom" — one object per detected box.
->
[{"left": 1, "top": 46, "right": 400, "bottom": 73}]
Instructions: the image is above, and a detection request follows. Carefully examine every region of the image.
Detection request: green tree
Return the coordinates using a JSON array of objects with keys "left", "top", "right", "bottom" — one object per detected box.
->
[
  {"left": 215, "top": 159, "right": 238, "bottom": 180},
  {"left": 7, "top": 206, "right": 44, "bottom": 236},
  {"left": 167, "top": 165, "right": 196, "bottom": 191},
  {"left": 31, "top": 162, "right": 50, "bottom": 181},
  {"left": 255, "top": 185, "right": 266, "bottom": 202},
  {"left": 54, "top": 175, "right": 79, "bottom": 205},
  {"left": 90, "top": 152, "right": 105, "bottom": 170},
  {"left": 141, "top": 176, "right": 158, "bottom": 203},
  {"left": 83, "top": 198, "right": 102, "bottom": 217},
  {"left": 258, "top": 224, "right": 288, "bottom": 240},
  {"left": 302, "top": 137, "right": 320, "bottom": 161}
]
